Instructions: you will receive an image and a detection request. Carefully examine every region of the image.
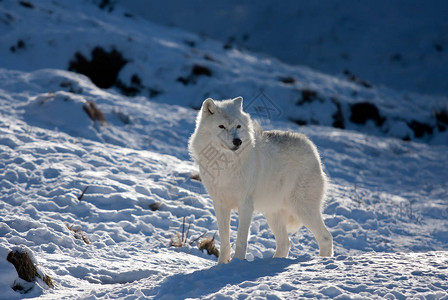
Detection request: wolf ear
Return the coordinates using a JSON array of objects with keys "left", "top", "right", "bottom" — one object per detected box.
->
[
  {"left": 233, "top": 96, "right": 243, "bottom": 110},
  {"left": 202, "top": 98, "right": 217, "bottom": 115}
]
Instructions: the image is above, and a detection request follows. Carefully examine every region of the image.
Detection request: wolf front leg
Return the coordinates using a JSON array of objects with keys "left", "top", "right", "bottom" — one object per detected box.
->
[
  {"left": 233, "top": 196, "right": 254, "bottom": 261},
  {"left": 214, "top": 202, "right": 231, "bottom": 264}
]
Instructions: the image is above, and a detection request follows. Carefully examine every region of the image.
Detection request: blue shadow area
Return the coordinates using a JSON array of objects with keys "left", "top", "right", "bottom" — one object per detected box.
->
[{"left": 152, "top": 256, "right": 312, "bottom": 299}]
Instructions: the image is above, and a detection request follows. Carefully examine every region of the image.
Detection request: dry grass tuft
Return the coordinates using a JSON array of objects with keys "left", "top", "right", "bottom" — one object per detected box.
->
[
  {"left": 42, "top": 274, "right": 54, "bottom": 288},
  {"left": 66, "top": 224, "right": 90, "bottom": 244},
  {"left": 83, "top": 101, "right": 107, "bottom": 125},
  {"left": 198, "top": 234, "right": 220, "bottom": 258},
  {"left": 169, "top": 217, "right": 191, "bottom": 247},
  {"left": 169, "top": 232, "right": 186, "bottom": 248},
  {"left": 169, "top": 217, "right": 207, "bottom": 248}
]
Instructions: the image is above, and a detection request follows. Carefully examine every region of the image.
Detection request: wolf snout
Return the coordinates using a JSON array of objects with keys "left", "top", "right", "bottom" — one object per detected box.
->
[{"left": 233, "top": 138, "right": 242, "bottom": 147}]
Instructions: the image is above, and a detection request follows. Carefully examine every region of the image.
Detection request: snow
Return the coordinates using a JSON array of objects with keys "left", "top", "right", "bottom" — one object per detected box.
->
[
  {"left": 0, "top": 0, "right": 447, "bottom": 299},
  {"left": 117, "top": 0, "right": 448, "bottom": 96}
]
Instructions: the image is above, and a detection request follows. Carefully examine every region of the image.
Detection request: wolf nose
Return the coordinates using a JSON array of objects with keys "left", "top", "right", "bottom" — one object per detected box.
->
[{"left": 233, "top": 138, "right": 242, "bottom": 147}]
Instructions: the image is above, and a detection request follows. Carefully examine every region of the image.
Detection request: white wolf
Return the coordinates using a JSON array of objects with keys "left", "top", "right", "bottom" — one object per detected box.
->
[{"left": 189, "top": 97, "right": 333, "bottom": 264}]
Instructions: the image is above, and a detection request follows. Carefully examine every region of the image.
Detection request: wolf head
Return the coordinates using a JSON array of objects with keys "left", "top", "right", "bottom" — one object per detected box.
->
[{"left": 189, "top": 97, "right": 256, "bottom": 161}]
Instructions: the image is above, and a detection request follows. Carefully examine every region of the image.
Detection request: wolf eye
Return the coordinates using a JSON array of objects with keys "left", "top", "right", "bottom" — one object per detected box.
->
[
  {"left": 236, "top": 125, "right": 241, "bottom": 129},
  {"left": 218, "top": 125, "right": 226, "bottom": 129}
]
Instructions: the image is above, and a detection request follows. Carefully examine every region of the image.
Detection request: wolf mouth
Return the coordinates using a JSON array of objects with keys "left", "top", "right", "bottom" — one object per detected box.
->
[{"left": 220, "top": 142, "right": 240, "bottom": 152}]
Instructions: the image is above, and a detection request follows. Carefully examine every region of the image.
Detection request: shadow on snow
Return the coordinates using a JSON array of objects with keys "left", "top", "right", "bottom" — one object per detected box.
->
[{"left": 153, "top": 256, "right": 312, "bottom": 299}]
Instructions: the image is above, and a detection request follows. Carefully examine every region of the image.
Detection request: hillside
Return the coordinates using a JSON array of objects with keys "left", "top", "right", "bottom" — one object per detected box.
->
[
  {"left": 118, "top": 0, "right": 448, "bottom": 96},
  {"left": 0, "top": 1, "right": 447, "bottom": 299}
]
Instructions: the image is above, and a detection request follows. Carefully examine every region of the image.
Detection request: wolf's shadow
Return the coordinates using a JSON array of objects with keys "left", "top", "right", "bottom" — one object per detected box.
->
[{"left": 153, "top": 256, "right": 312, "bottom": 299}]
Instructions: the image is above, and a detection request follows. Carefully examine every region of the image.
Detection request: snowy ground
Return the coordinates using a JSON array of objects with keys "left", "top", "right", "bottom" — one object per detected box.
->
[{"left": 1, "top": 1, "right": 448, "bottom": 299}]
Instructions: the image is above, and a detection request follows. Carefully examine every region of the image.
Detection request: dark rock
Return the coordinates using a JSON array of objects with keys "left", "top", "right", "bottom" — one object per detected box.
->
[
  {"left": 192, "top": 64, "right": 212, "bottom": 77},
  {"left": 297, "top": 89, "right": 318, "bottom": 105},
  {"left": 177, "top": 76, "right": 190, "bottom": 86},
  {"left": 350, "top": 102, "right": 384, "bottom": 126},
  {"left": 183, "top": 40, "right": 196, "bottom": 47},
  {"left": 434, "top": 43, "right": 444, "bottom": 52},
  {"left": 116, "top": 74, "right": 142, "bottom": 96},
  {"left": 408, "top": 120, "right": 433, "bottom": 138},
  {"left": 149, "top": 202, "right": 162, "bottom": 211},
  {"left": 68, "top": 47, "right": 128, "bottom": 89},
  {"left": 278, "top": 76, "right": 296, "bottom": 84},
  {"left": 97, "top": 0, "right": 116, "bottom": 12},
  {"left": 293, "top": 119, "right": 308, "bottom": 126},
  {"left": 344, "top": 69, "right": 372, "bottom": 88},
  {"left": 332, "top": 99, "right": 345, "bottom": 129},
  {"left": 59, "top": 81, "right": 83, "bottom": 94},
  {"left": 19, "top": 1, "right": 34, "bottom": 9},
  {"left": 302, "top": 89, "right": 318, "bottom": 102},
  {"left": 390, "top": 53, "right": 403, "bottom": 62},
  {"left": 177, "top": 64, "right": 212, "bottom": 86},
  {"left": 7, "top": 250, "right": 38, "bottom": 282},
  {"left": 10, "top": 40, "right": 26, "bottom": 53},
  {"left": 435, "top": 109, "right": 448, "bottom": 128},
  {"left": 148, "top": 88, "right": 163, "bottom": 98},
  {"left": 204, "top": 54, "right": 220, "bottom": 63},
  {"left": 436, "top": 111, "right": 447, "bottom": 131}
]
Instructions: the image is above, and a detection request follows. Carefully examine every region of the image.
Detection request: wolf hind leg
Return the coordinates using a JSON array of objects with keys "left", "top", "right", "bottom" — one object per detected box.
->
[
  {"left": 266, "top": 211, "right": 291, "bottom": 258},
  {"left": 302, "top": 212, "right": 333, "bottom": 257}
]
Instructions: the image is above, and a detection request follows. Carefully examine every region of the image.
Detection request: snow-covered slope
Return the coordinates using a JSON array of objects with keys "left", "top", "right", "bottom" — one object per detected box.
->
[
  {"left": 1, "top": 67, "right": 447, "bottom": 299},
  {"left": 0, "top": 0, "right": 447, "bottom": 299},
  {"left": 118, "top": 0, "right": 448, "bottom": 96},
  {"left": 1, "top": 0, "right": 447, "bottom": 145}
]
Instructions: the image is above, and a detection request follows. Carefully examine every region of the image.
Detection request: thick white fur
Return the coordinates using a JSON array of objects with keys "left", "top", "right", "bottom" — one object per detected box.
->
[{"left": 189, "top": 97, "right": 333, "bottom": 264}]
